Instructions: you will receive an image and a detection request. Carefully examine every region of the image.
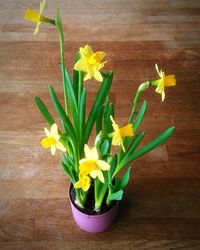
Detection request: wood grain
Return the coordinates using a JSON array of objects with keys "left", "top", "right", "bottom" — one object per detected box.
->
[{"left": 0, "top": 0, "right": 200, "bottom": 249}]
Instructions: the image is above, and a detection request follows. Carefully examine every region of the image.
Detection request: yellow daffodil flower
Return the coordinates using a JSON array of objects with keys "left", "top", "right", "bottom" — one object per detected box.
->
[
  {"left": 25, "top": 0, "right": 46, "bottom": 35},
  {"left": 74, "top": 45, "right": 106, "bottom": 82},
  {"left": 79, "top": 144, "right": 110, "bottom": 183},
  {"left": 110, "top": 116, "right": 134, "bottom": 152},
  {"left": 154, "top": 64, "right": 176, "bottom": 102},
  {"left": 41, "top": 123, "right": 66, "bottom": 155},
  {"left": 74, "top": 174, "right": 91, "bottom": 192}
]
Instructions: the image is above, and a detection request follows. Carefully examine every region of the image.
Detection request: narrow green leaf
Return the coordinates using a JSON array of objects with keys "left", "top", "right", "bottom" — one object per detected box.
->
[
  {"left": 95, "top": 179, "right": 109, "bottom": 209},
  {"left": 104, "top": 103, "right": 114, "bottom": 135},
  {"left": 73, "top": 52, "right": 83, "bottom": 102},
  {"left": 84, "top": 71, "right": 113, "bottom": 143},
  {"left": 114, "top": 126, "right": 175, "bottom": 176},
  {"left": 62, "top": 153, "right": 74, "bottom": 167},
  {"left": 65, "top": 68, "right": 78, "bottom": 114},
  {"left": 60, "top": 161, "right": 76, "bottom": 184},
  {"left": 96, "top": 104, "right": 105, "bottom": 134},
  {"left": 133, "top": 100, "right": 147, "bottom": 133},
  {"left": 78, "top": 88, "right": 86, "bottom": 154},
  {"left": 35, "top": 97, "right": 55, "bottom": 125},
  {"left": 56, "top": 8, "right": 68, "bottom": 114},
  {"left": 48, "top": 85, "right": 76, "bottom": 141},
  {"left": 109, "top": 154, "right": 118, "bottom": 177},
  {"left": 107, "top": 190, "right": 123, "bottom": 204},
  {"left": 64, "top": 67, "right": 79, "bottom": 136},
  {"left": 126, "top": 132, "right": 145, "bottom": 156},
  {"left": 100, "top": 139, "right": 110, "bottom": 156},
  {"left": 117, "top": 167, "right": 131, "bottom": 190}
]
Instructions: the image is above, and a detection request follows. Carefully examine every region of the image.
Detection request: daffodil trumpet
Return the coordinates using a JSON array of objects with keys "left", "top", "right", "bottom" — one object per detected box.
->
[
  {"left": 25, "top": 8, "right": 55, "bottom": 25},
  {"left": 27, "top": 3, "right": 176, "bottom": 213}
]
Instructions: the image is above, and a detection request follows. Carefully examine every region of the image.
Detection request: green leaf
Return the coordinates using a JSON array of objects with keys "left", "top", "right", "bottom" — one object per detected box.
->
[
  {"left": 56, "top": 8, "right": 69, "bottom": 114},
  {"left": 104, "top": 103, "right": 114, "bottom": 135},
  {"left": 114, "top": 126, "right": 175, "bottom": 176},
  {"left": 96, "top": 104, "right": 105, "bottom": 134},
  {"left": 48, "top": 85, "right": 76, "bottom": 142},
  {"left": 100, "top": 139, "right": 110, "bottom": 156},
  {"left": 126, "top": 132, "right": 145, "bottom": 156},
  {"left": 117, "top": 167, "right": 131, "bottom": 190},
  {"left": 64, "top": 67, "right": 79, "bottom": 135},
  {"left": 133, "top": 100, "right": 147, "bottom": 133},
  {"left": 84, "top": 71, "right": 113, "bottom": 143},
  {"left": 108, "top": 154, "right": 118, "bottom": 182},
  {"left": 95, "top": 178, "right": 109, "bottom": 210},
  {"left": 78, "top": 88, "right": 86, "bottom": 154},
  {"left": 64, "top": 68, "right": 78, "bottom": 115},
  {"left": 35, "top": 97, "right": 55, "bottom": 125},
  {"left": 60, "top": 161, "right": 76, "bottom": 184},
  {"left": 62, "top": 153, "right": 74, "bottom": 167},
  {"left": 73, "top": 52, "right": 82, "bottom": 101},
  {"left": 107, "top": 190, "right": 123, "bottom": 204}
]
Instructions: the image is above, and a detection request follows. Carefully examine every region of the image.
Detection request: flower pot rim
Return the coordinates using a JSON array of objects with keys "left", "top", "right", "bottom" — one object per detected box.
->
[{"left": 68, "top": 183, "right": 119, "bottom": 218}]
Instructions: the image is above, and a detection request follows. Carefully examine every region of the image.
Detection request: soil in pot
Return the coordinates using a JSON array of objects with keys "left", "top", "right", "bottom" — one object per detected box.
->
[{"left": 69, "top": 182, "right": 116, "bottom": 215}]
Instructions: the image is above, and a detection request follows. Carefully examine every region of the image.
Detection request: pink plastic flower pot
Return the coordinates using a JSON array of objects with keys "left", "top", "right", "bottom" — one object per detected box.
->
[{"left": 69, "top": 186, "right": 119, "bottom": 233}]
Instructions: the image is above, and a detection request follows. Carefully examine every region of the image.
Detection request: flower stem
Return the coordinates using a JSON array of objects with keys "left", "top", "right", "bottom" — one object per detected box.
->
[
  {"left": 56, "top": 9, "right": 68, "bottom": 115},
  {"left": 40, "top": 16, "right": 55, "bottom": 25},
  {"left": 78, "top": 71, "right": 83, "bottom": 105},
  {"left": 75, "top": 189, "right": 84, "bottom": 208},
  {"left": 128, "top": 81, "right": 150, "bottom": 123},
  {"left": 94, "top": 179, "right": 99, "bottom": 211}
]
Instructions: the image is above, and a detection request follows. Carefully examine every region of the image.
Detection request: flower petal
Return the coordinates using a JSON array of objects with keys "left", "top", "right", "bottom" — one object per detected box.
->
[
  {"left": 90, "top": 147, "right": 99, "bottom": 161},
  {"left": 155, "top": 64, "right": 162, "bottom": 78},
  {"left": 82, "top": 176, "right": 91, "bottom": 192},
  {"left": 74, "top": 58, "right": 88, "bottom": 72},
  {"left": 112, "top": 133, "right": 121, "bottom": 146},
  {"left": 155, "top": 82, "right": 164, "bottom": 94},
  {"left": 90, "top": 170, "right": 98, "bottom": 179},
  {"left": 44, "top": 127, "right": 50, "bottom": 136},
  {"left": 51, "top": 124, "right": 60, "bottom": 141},
  {"left": 83, "top": 73, "right": 91, "bottom": 81},
  {"left": 51, "top": 145, "right": 56, "bottom": 155},
  {"left": 97, "top": 160, "right": 110, "bottom": 171},
  {"left": 34, "top": 22, "right": 41, "bottom": 35},
  {"left": 161, "top": 89, "right": 165, "bottom": 102},
  {"left": 84, "top": 144, "right": 92, "bottom": 159},
  {"left": 56, "top": 141, "right": 66, "bottom": 152},
  {"left": 39, "top": 0, "right": 46, "bottom": 14},
  {"left": 110, "top": 116, "right": 120, "bottom": 132},
  {"left": 121, "top": 139, "right": 125, "bottom": 152},
  {"left": 94, "top": 71, "right": 103, "bottom": 82},
  {"left": 96, "top": 169, "right": 104, "bottom": 183},
  {"left": 74, "top": 180, "right": 82, "bottom": 189},
  {"left": 79, "top": 158, "right": 87, "bottom": 165},
  {"left": 85, "top": 45, "right": 94, "bottom": 56}
]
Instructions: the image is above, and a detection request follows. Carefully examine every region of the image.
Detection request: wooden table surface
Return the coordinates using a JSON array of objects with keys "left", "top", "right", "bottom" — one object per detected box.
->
[{"left": 0, "top": 0, "right": 200, "bottom": 249}]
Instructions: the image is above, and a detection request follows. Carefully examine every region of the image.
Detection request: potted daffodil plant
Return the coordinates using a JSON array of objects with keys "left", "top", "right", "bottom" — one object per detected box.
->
[{"left": 25, "top": 0, "right": 176, "bottom": 233}]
